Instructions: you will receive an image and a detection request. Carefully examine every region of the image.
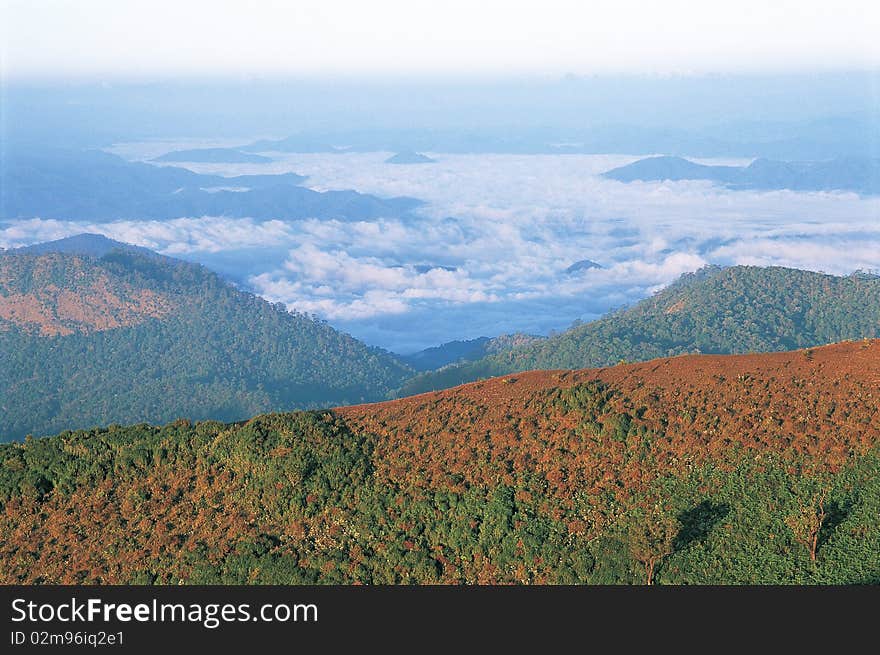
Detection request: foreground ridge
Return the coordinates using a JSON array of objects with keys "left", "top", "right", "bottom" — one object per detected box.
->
[{"left": 2, "top": 341, "right": 879, "bottom": 584}]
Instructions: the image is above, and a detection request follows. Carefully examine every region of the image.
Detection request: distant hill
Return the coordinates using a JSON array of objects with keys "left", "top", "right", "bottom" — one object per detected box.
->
[
  {"left": 0, "top": 245, "right": 412, "bottom": 441},
  {"left": 565, "top": 259, "right": 603, "bottom": 274},
  {"left": 238, "top": 115, "right": 880, "bottom": 159},
  {"left": 401, "top": 333, "right": 545, "bottom": 371},
  {"left": 401, "top": 337, "right": 492, "bottom": 371},
  {"left": 385, "top": 151, "right": 436, "bottom": 164},
  {"left": 1, "top": 233, "right": 159, "bottom": 260},
  {"left": 602, "top": 156, "right": 742, "bottom": 183},
  {"left": 396, "top": 265, "right": 880, "bottom": 395},
  {"left": 153, "top": 148, "right": 272, "bottom": 163},
  {"left": 602, "top": 155, "right": 880, "bottom": 194},
  {"left": 2, "top": 340, "right": 878, "bottom": 584},
  {"left": 0, "top": 148, "right": 420, "bottom": 222}
]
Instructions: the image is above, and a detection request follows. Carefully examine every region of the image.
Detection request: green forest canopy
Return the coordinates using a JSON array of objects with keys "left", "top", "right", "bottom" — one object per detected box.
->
[{"left": 398, "top": 265, "right": 880, "bottom": 395}]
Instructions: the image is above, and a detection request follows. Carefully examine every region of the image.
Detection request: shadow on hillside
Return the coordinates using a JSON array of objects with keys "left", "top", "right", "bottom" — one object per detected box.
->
[
  {"left": 818, "top": 498, "right": 854, "bottom": 551},
  {"left": 674, "top": 500, "right": 730, "bottom": 551}
]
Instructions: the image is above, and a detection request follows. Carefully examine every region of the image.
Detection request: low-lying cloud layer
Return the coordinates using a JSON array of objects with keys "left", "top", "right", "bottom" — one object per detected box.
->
[{"left": 3, "top": 152, "right": 879, "bottom": 352}]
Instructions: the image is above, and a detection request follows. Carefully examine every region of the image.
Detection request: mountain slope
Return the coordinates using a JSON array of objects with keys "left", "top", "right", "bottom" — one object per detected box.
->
[
  {"left": 397, "top": 265, "right": 880, "bottom": 395},
  {"left": 2, "top": 341, "right": 878, "bottom": 584},
  {"left": 0, "top": 246, "right": 412, "bottom": 440}
]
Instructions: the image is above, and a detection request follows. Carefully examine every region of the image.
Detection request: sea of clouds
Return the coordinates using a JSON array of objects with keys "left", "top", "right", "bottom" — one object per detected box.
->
[{"left": 3, "top": 149, "right": 879, "bottom": 352}]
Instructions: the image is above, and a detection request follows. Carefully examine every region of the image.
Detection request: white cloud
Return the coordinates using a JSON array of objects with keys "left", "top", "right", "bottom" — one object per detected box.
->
[
  {"left": 0, "top": 217, "right": 294, "bottom": 254},
  {"left": 707, "top": 236, "right": 880, "bottom": 274},
  {"left": 4, "top": 151, "right": 880, "bottom": 350},
  {"left": 250, "top": 243, "right": 496, "bottom": 321}
]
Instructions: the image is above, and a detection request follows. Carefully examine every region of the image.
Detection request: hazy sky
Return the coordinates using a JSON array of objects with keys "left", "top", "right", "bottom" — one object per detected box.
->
[{"left": 3, "top": 0, "right": 879, "bottom": 79}]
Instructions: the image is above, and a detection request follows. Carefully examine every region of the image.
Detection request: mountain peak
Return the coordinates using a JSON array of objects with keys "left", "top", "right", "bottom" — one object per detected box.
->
[
  {"left": 565, "top": 259, "right": 603, "bottom": 274},
  {"left": 385, "top": 151, "right": 437, "bottom": 164},
  {"left": 2, "top": 233, "right": 159, "bottom": 259},
  {"left": 0, "top": 248, "right": 412, "bottom": 440}
]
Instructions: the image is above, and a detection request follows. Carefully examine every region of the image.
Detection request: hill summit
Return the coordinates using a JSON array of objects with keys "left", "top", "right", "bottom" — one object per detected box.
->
[
  {"left": 0, "top": 242, "right": 411, "bottom": 440},
  {"left": 2, "top": 233, "right": 159, "bottom": 260},
  {"left": 385, "top": 150, "right": 437, "bottom": 164}
]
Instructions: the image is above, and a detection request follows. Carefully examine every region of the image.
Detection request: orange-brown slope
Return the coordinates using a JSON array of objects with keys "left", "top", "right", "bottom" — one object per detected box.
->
[
  {"left": 0, "top": 253, "right": 175, "bottom": 335},
  {"left": 338, "top": 340, "right": 880, "bottom": 499}
]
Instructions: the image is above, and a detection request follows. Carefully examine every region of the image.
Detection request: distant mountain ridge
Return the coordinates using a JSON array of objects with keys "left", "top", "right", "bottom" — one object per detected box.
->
[
  {"left": 602, "top": 155, "right": 880, "bottom": 194},
  {"left": 153, "top": 148, "right": 273, "bottom": 163},
  {"left": 400, "top": 333, "right": 545, "bottom": 371},
  {"left": 1, "top": 148, "right": 421, "bottom": 222},
  {"left": 0, "top": 240, "right": 412, "bottom": 440},
  {"left": 396, "top": 265, "right": 880, "bottom": 395},
  {"left": 237, "top": 115, "right": 880, "bottom": 159}
]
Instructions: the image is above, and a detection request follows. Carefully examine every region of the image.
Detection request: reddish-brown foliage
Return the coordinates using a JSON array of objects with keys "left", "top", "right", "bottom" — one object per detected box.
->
[
  {"left": 2, "top": 340, "right": 878, "bottom": 584},
  {"left": 0, "top": 465, "right": 256, "bottom": 584},
  {"left": 0, "top": 254, "right": 175, "bottom": 335},
  {"left": 340, "top": 340, "right": 880, "bottom": 503}
]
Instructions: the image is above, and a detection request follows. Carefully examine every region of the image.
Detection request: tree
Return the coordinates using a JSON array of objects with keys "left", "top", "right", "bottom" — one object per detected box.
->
[
  {"left": 621, "top": 496, "right": 680, "bottom": 585},
  {"left": 785, "top": 483, "right": 829, "bottom": 563}
]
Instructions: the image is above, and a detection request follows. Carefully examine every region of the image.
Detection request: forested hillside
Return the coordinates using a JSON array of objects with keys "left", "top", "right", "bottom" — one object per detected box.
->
[
  {"left": 1, "top": 341, "right": 878, "bottom": 584},
  {"left": 398, "top": 265, "right": 880, "bottom": 395},
  {"left": 0, "top": 248, "right": 411, "bottom": 441},
  {"left": 400, "top": 333, "right": 545, "bottom": 371}
]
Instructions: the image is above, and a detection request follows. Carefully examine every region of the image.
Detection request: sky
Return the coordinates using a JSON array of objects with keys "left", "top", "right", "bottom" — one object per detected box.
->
[
  {"left": 1, "top": 2, "right": 879, "bottom": 353},
  {"left": 3, "top": 0, "right": 880, "bottom": 79}
]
